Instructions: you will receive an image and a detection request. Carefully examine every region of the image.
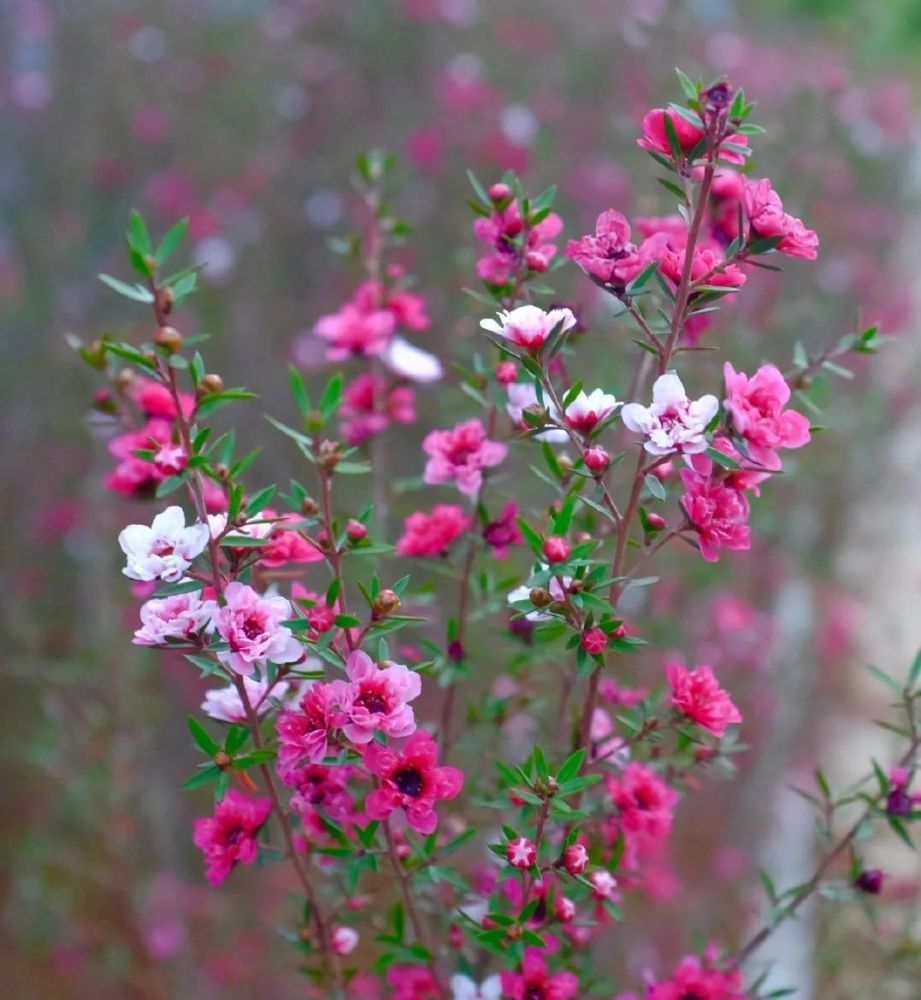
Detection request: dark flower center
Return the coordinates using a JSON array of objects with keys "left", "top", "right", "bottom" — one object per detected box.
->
[
  {"left": 357, "top": 690, "right": 388, "bottom": 715},
  {"left": 394, "top": 766, "right": 424, "bottom": 797},
  {"left": 224, "top": 824, "right": 245, "bottom": 847},
  {"left": 680, "top": 994, "right": 705, "bottom": 1000},
  {"left": 524, "top": 986, "right": 545, "bottom": 1000},
  {"left": 242, "top": 615, "right": 264, "bottom": 640}
]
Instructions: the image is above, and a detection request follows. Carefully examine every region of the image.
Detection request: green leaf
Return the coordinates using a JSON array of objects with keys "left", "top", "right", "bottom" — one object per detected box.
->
[
  {"left": 662, "top": 112, "right": 684, "bottom": 161},
  {"left": 127, "top": 210, "right": 153, "bottom": 256},
  {"left": 675, "top": 67, "right": 698, "bottom": 101},
  {"left": 289, "top": 366, "right": 312, "bottom": 418},
  {"left": 99, "top": 273, "right": 155, "bottom": 303},
  {"left": 184, "top": 765, "right": 221, "bottom": 790},
  {"left": 155, "top": 217, "right": 189, "bottom": 266},
  {"left": 705, "top": 446, "right": 740, "bottom": 471},
  {"left": 557, "top": 748, "right": 585, "bottom": 783},
  {"left": 866, "top": 663, "right": 902, "bottom": 694},
  {"left": 909, "top": 648, "right": 921, "bottom": 689},
  {"left": 466, "top": 169, "right": 491, "bottom": 207},
  {"left": 188, "top": 716, "right": 221, "bottom": 755},
  {"left": 196, "top": 389, "right": 258, "bottom": 418},
  {"left": 318, "top": 373, "right": 343, "bottom": 420},
  {"left": 644, "top": 474, "right": 666, "bottom": 501}
]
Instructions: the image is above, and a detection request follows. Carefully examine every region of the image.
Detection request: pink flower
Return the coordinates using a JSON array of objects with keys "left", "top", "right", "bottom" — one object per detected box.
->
[
  {"left": 276, "top": 683, "right": 343, "bottom": 774},
  {"left": 483, "top": 501, "right": 524, "bottom": 557},
  {"left": 582, "top": 627, "right": 608, "bottom": 655},
  {"left": 201, "top": 675, "right": 291, "bottom": 723},
  {"left": 473, "top": 198, "right": 562, "bottom": 284},
  {"left": 723, "top": 362, "right": 811, "bottom": 466},
  {"left": 565, "top": 210, "right": 668, "bottom": 287},
  {"left": 647, "top": 954, "right": 747, "bottom": 1000},
  {"left": 352, "top": 280, "right": 430, "bottom": 332},
  {"left": 258, "top": 510, "right": 325, "bottom": 568},
  {"left": 742, "top": 177, "right": 819, "bottom": 260},
  {"left": 637, "top": 108, "right": 749, "bottom": 165},
  {"left": 507, "top": 836, "right": 537, "bottom": 869},
  {"left": 152, "top": 442, "right": 188, "bottom": 476},
  {"left": 680, "top": 467, "right": 751, "bottom": 562},
  {"left": 105, "top": 419, "right": 172, "bottom": 498},
  {"left": 543, "top": 535, "right": 571, "bottom": 563},
  {"left": 500, "top": 948, "right": 579, "bottom": 1000},
  {"left": 130, "top": 376, "right": 194, "bottom": 420},
  {"left": 340, "top": 373, "right": 417, "bottom": 446},
  {"left": 212, "top": 582, "right": 303, "bottom": 675},
  {"left": 564, "top": 388, "right": 621, "bottom": 432},
  {"left": 562, "top": 843, "right": 589, "bottom": 875},
  {"left": 621, "top": 372, "right": 718, "bottom": 456},
  {"left": 590, "top": 869, "right": 618, "bottom": 899},
  {"left": 362, "top": 731, "right": 464, "bottom": 834},
  {"left": 192, "top": 789, "right": 272, "bottom": 886},
  {"left": 666, "top": 662, "right": 742, "bottom": 737},
  {"left": 133, "top": 591, "right": 217, "bottom": 645},
  {"left": 397, "top": 504, "right": 470, "bottom": 557},
  {"left": 118, "top": 505, "right": 210, "bottom": 583},
  {"left": 606, "top": 763, "right": 677, "bottom": 839},
  {"left": 387, "top": 966, "right": 441, "bottom": 1000},
  {"left": 314, "top": 303, "right": 396, "bottom": 360},
  {"left": 422, "top": 419, "right": 507, "bottom": 496},
  {"left": 480, "top": 305, "right": 577, "bottom": 350},
  {"left": 331, "top": 649, "right": 421, "bottom": 744},
  {"left": 659, "top": 244, "right": 746, "bottom": 288},
  {"left": 331, "top": 926, "right": 359, "bottom": 955}
]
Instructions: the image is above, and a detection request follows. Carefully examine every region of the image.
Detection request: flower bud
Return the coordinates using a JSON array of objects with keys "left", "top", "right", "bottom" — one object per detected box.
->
[
  {"left": 506, "top": 836, "right": 537, "bottom": 870},
  {"left": 488, "top": 182, "right": 512, "bottom": 203},
  {"left": 528, "top": 587, "right": 551, "bottom": 608},
  {"left": 526, "top": 250, "right": 549, "bottom": 272},
  {"left": 155, "top": 325, "right": 183, "bottom": 353},
  {"left": 855, "top": 869, "right": 884, "bottom": 895},
  {"left": 199, "top": 373, "right": 224, "bottom": 395},
  {"left": 554, "top": 895, "right": 576, "bottom": 923},
  {"left": 561, "top": 843, "right": 589, "bottom": 875},
  {"left": 611, "top": 622, "right": 628, "bottom": 640},
  {"left": 214, "top": 750, "right": 231, "bottom": 769},
  {"left": 115, "top": 367, "right": 135, "bottom": 391},
  {"left": 346, "top": 518, "right": 368, "bottom": 542},
  {"left": 156, "top": 285, "right": 175, "bottom": 316},
  {"left": 318, "top": 439, "right": 341, "bottom": 471},
  {"left": 584, "top": 447, "right": 610, "bottom": 473},
  {"left": 590, "top": 869, "right": 617, "bottom": 899},
  {"left": 543, "top": 535, "right": 571, "bottom": 563},
  {"left": 92, "top": 388, "right": 117, "bottom": 414},
  {"left": 331, "top": 926, "right": 359, "bottom": 955},
  {"left": 645, "top": 512, "right": 667, "bottom": 531},
  {"left": 372, "top": 589, "right": 402, "bottom": 618},
  {"left": 301, "top": 497, "right": 320, "bottom": 516},
  {"left": 581, "top": 627, "right": 608, "bottom": 655},
  {"left": 495, "top": 360, "right": 518, "bottom": 385}
]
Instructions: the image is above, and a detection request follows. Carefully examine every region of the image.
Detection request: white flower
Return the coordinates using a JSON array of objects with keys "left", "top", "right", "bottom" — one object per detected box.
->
[
  {"left": 331, "top": 926, "right": 359, "bottom": 956},
  {"left": 564, "top": 387, "right": 620, "bottom": 432},
  {"left": 208, "top": 513, "right": 228, "bottom": 539},
  {"left": 620, "top": 370, "right": 718, "bottom": 456},
  {"left": 506, "top": 383, "right": 567, "bottom": 443},
  {"left": 450, "top": 974, "right": 503, "bottom": 1000},
  {"left": 133, "top": 591, "right": 217, "bottom": 646},
  {"left": 381, "top": 336, "right": 444, "bottom": 383},
  {"left": 201, "top": 675, "right": 292, "bottom": 723},
  {"left": 480, "top": 304, "right": 576, "bottom": 349},
  {"left": 118, "top": 506, "right": 210, "bottom": 582}
]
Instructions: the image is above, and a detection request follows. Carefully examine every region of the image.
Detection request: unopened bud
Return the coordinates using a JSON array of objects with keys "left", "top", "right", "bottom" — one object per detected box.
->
[
  {"left": 543, "top": 535, "right": 571, "bottom": 563},
  {"left": 495, "top": 360, "right": 518, "bottom": 385},
  {"left": 156, "top": 285, "right": 175, "bottom": 316},
  {"left": 155, "top": 326, "right": 182, "bottom": 353},
  {"left": 372, "top": 589, "right": 402, "bottom": 618},
  {"left": 584, "top": 447, "right": 610, "bottom": 473},
  {"left": 526, "top": 250, "right": 549, "bottom": 272},
  {"left": 646, "top": 512, "right": 667, "bottom": 531},
  {"left": 488, "top": 182, "right": 512, "bottom": 203},
  {"left": 529, "top": 587, "right": 551, "bottom": 607},
  {"left": 199, "top": 373, "right": 224, "bottom": 395},
  {"left": 346, "top": 519, "right": 368, "bottom": 542},
  {"left": 115, "top": 367, "right": 135, "bottom": 391},
  {"left": 318, "top": 439, "right": 341, "bottom": 471},
  {"left": 301, "top": 497, "right": 320, "bottom": 516},
  {"left": 214, "top": 751, "right": 231, "bottom": 769}
]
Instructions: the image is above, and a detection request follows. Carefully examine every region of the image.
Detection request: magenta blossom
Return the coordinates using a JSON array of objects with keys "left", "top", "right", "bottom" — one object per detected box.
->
[
  {"left": 723, "top": 362, "right": 811, "bottom": 466},
  {"left": 742, "top": 177, "right": 819, "bottom": 260},
  {"left": 666, "top": 662, "right": 742, "bottom": 737},
  {"left": 276, "top": 683, "right": 344, "bottom": 775},
  {"left": 397, "top": 504, "right": 470, "bottom": 557},
  {"left": 192, "top": 789, "right": 272, "bottom": 886},
  {"left": 362, "top": 731, "right": 463, "bottom": 834},
  {"left": 500, "top": 948, "right": 579, "bottom": 1000},
  {"left": 483, "top": 500, "right": 524, "bottom": 558},
  {"left": 680, "top": 467, "right": 751, "bottom": 562},
  {"left": 638, "top": 107, "right": 749, "bottom": 165},
  {"left": 646, "top": 954, "right": 747, "bottom": 1000},
  {"left": 314, "top": 302, "right": 396, "bottom": 360},
  {"left": 331, "top": 650, "right": 421, "bottom": 745},
  {"left": 565, "top": 210, "right": 668, "bottom": 287},
  {"left": 422, "top": 419, "right": 507, "bottom": 496},
  {"left": 212, "top": 582, "right": 303, "bottom": 675},
  {"left": 606, "top": 763, "right": 678, "bottom": 839}
]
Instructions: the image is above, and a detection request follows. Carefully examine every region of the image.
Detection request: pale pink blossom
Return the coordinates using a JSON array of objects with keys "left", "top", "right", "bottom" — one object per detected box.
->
[
  {"left": 276, "top": 683, "right": 344, "bottom": 774},
  {"left": 212, "top": 582, "right": 303, "bottom": 675},
  {"left": 423, "top": 419, "right": 507, "bottom": 496},
  {"left": 201, "top": 675, "right": 292, "bottom": 723},
  {"left": 118, "top": 505, "right": 210, "bottom": 583},
  {"left": 381, "top": 336, "right": 443, "bottom": 383},
  {"left": 506, "top": 382, "right": 567, "bottom": 443},
  {"left": 666, "top": 662, "right": 742, "bottom": 737},
  {"left": 621, "top": 372, "right": 718, "bottom": 456},
  {"left": 723, "top": 362, "right": 811, "bottom": 465},
  {"left": 480, "top": 305, "right": 576, "bottom": 350},
  {"left": 331, "top": 926, "right": 359, "bottom": 956},
  {"left": 330, "top": 649, "right": 421, "bottom": 744},
  {"left": 133, "top": 591, "right": 217, "bottom": 645},
  {"left": 564, "top": 388, "right": 620, "bottom": 433},
  {"left": 450, "top": 974, "right": 502, "bottom": 1000}
]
